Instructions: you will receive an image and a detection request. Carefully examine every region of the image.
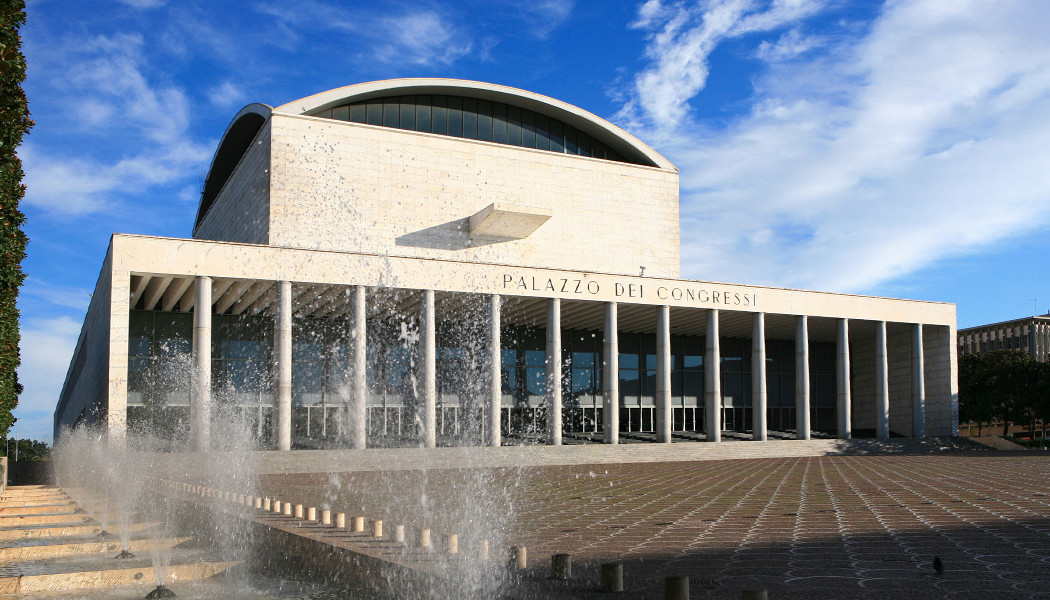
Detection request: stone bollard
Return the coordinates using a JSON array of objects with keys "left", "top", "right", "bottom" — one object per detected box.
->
[
  {"left": 264, "top": 498, "right": 271, "bottom": 511},
  {"left": 479, "top": 540, "right": 490, "bottom": 561},
  {"left": 601, "top": 563, "right": 624, "bottom": 593},
  {"left": 739, "top": 591, "right": 767, "bottom": 600},
  {"left": 447, "top": 534, "right": 458, "bottom": 555},
  {"left": 273, "top": 500, "right": 282, "bottom": 514},
  {"left": 295, "top": 504, "right": 304, "bottom": 519},
  {"left": 336, "top": 513, "right": 346, "bottom": 529},
  {"left": 322, "top": 510, "right": 331, "bottom": 526},
  {"left": 372, "top": 520, "right": 384, "bottom": 539},
  {"left": 283, "top": 503, "right": 293, "bottom": 516},
  {"left": 510, "top": 546, "right": 527, "bottom": 569},
  {"left": 353, "top": 516, "right": 365, "bottom": 533},
  {"left": 420, "top": 528, "right": 432, "bottom": 550},
  {"left": 307, "top": 507, "right": 316, "bottom": 521},
  {"left": 665, "top": 576, "right": 689, "bottom": 600},
  {"left": 395, "top": 525, "right": 406, "bottom": 543},
  {"left": 552, "top": 554, "right": 572, "bottom": 580},
  {"left": 255, "top": 497, "right": 263, "bottom": 510}
]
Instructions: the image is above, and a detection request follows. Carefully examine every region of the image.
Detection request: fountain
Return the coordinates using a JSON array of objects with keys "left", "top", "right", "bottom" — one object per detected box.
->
[
  {"left": 45, "top": 282, "right": 544, "bottom": 600},
  {"left": 143, "top": 584, "right": 177, "bottom": 598}
]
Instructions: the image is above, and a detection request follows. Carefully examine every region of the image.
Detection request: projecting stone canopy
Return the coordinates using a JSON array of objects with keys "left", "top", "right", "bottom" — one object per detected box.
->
[{"left": 468, "top": 203, "right": 552, "bottom": 241}]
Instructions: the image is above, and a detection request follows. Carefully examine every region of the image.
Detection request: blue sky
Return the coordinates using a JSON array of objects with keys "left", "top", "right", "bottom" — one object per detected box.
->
[{"left": 15, "top": 0, "right": 1050, "bottom": 442}]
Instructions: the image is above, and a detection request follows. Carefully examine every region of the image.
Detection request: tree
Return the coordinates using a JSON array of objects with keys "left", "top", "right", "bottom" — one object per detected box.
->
[
  {"left": 960, "top": 350, "right": 1047, "bottom": 438},
  {"left": 2, "top": 437, "right": 48, "bottom": 461},
  {"left": 959, "top": 353, "right": 995, "bottom": 435},
  {"left": 0, "top": 0, "right": 31, "bottom": 437}
]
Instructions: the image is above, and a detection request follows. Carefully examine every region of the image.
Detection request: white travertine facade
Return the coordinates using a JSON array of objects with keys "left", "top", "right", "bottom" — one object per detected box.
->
[
  {"left": 54, "top": 79, "right": 959, "bottom": 448},
  {"left": 197, "top": 112, "right": 679, "bottom": 278}
]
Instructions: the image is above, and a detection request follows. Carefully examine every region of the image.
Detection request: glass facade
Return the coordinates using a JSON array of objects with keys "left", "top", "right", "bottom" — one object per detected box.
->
[
  {"left": 312, "top": 95, "right": 641, "bottom": 165},
  {"left": 127, "top": 311, "right": 192, "bottom": 446},
  {"left": 127, "top": 310, "right": 839, "bottom": 447}
]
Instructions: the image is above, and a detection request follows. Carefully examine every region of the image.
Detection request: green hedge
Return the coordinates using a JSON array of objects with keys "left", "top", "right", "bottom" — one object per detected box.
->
[{"left": 0, "top": 1, "right": 31, "bottom": 436}]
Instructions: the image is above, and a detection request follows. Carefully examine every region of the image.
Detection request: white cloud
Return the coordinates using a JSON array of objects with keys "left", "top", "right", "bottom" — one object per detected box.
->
[
  {"left": 207, "top": 81, "right": 247, "bottom": 109},
  {"left": 22, "top": 279, "right": 92, "bottom": 311},
  {"left": 518, "top": 0, "right": 576, "bottom": 38},
  {"left": 22, "top": 34, "right": 212, "bottom": 215},
  {"left": 15, "top": 316, "right": 83, "bottom": 442},
  {"left": 624, "top": 0, "right": 1050, "bottom": 292},
  {"left": 375, "top": 12, "right": 472, "bottom": 66},
  {"left": 118, "top": 0, "right": 166, "bottom": 8},
  {"left": 620, "top": 0, "right": 827, "bottom": 130},
  {"left": 756, "top": 28, "right": 821, "bottom": 61}
]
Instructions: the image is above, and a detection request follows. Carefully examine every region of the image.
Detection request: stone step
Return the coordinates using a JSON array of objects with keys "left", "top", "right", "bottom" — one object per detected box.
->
[
  {"left": 0, "top": 513, "right": 91, "bottom": 526},
  {"left": 0, "top": 521, "right": 155, "bottom": 542},
  {"left": 0, "top": 504, "right": 81, "bottom": 516},
  {"left": 0, "top": 559, "right": 241, "bottom": 593},
  {"left": 0, "top": 536, "right": 192, "bottom": 562},
  {"left": 0, "top": 499, "right": 75, "bottom": 509}
]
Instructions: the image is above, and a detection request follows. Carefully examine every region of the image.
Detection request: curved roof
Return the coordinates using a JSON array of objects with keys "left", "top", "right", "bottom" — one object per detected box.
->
[
  {"left": 194, "top": 103, "right": 272, "bottom": 230},
  {"left": 275, "top": 79, "right": 676, "bottom": 171},
  {"left": 196, "top": 79, "right": 675, "bottom": 232}
]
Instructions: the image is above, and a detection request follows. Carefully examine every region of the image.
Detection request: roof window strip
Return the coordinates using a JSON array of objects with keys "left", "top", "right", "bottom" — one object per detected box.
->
[{"left": 315, "top": 94, "right": 628, "bottom": 164}]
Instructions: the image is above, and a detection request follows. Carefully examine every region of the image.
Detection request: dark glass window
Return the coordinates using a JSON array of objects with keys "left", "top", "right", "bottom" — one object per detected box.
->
[
  {"left": 415, "top": 96, "right": 432, "bottom": 132},
  {"left": 383, "top": 98, "right": 400, "bottom": 128},
  {"left": 432, "top": 96, "right": 448, "bottom": 135},
  {"left": 366, "top": 101, "right": 383, "bottom": 126},
  {"left": 321, "top": 94, "right": 647, "bottom": 165},
  {"left": 349, "top": 104, "right": 366, "bottom": 124},
  {"left": 522, "top": 110, "right": 536, "bottom": 148},
  {"left": 399, "top": 96, "right": 415, "bottom": 131},
  {"left": 492, "top": 102, "right": 508, "bottom": 144},
  {"left": 565, "top": 126, "right": 577, "bottom": 155},
  {"left": 535, "top": 114, "right": 551, "bottom": 151},
  {"left": 462, "top": 97, "right": 478, "bottom": 139},
  {"left": 477, "top": 99, "right": 493, "bottom": 142},
  {"left": 550, "top": 120, "right": 565, "bottom": 153},
  {"left": 447, "top": 96, "right": 463, "bottom": 137},
  {"left": 578, "top": 131, "right": 591, "bottom": 157}
]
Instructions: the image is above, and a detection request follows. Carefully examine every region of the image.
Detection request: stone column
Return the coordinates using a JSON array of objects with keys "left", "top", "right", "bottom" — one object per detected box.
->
[
  {"left": 192, "top": 276, "right": 212, "bottom": 452},
  {"left": 489, "top": 294, "right": 501, "bottom": 447},
  {"left": 875, "top": 321, "right": 890, "bottom": 439},
  {"left": 603, "top": 302, "right": 619, "bottom": 444},
  {"left": 705, "top": 309, "right": 721, "bottom": 443},
  {"left": 656, "top": 305, "right": 672, "bottom": 443},
  {"left": 751, "top": 312, "right": 767, "bottom": 441},
  {"left": 547, "top": 298, "right": 562, "bottom": 446},
  {"left": 275, "top": 280, "right": 293, "bottom": 451},
  {"left": 912, "top": 323, "right": 926, "bottom": 438},
  {"left": 836, "top": 318, "right": 851, "bottom": 440},
  {"left": 795, "top": 316, "right": 811, "bottom": 441},
  {"left": 424, "top": 290, "right": 437, "bottom": 449},
  {"left": 351, "top": 286, "right": 367, "bottom": 450}
]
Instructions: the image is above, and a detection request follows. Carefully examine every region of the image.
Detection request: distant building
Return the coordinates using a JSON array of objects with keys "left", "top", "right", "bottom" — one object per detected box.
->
[{"left": 958, "top": 315, "right": 1050, "bottom": 362}]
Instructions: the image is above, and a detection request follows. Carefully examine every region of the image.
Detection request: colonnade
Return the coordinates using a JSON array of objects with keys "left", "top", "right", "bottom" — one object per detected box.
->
[{"left": 186, "top": 278, "right": 929, "bottom": 451}]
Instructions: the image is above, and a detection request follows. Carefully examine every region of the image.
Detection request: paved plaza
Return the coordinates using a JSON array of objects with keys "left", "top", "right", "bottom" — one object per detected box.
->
[{"left": 255, "top": 452, "right": 1050, "bottom": 599}]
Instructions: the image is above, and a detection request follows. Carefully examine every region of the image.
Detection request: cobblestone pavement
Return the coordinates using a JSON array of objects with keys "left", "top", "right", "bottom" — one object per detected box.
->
[{"left": 257, "top": 453, "right": 1050, "bottom": 599}]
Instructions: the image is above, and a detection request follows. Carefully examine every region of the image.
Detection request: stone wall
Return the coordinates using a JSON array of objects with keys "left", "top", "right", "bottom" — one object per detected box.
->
[
  {"left": 266, "top": 114, "right": 680, "bottom": 278},
  {"left": 888, "top": 328, "right": 914, "bottom": 436},
  {"left": 194, "top": 120, "right": 272, "bottom": 244},
  {"left": 54, "top": 251, "right": 113, "bottom": 438},
  {"left": 925, "top": 324, "right": 957, "bottom": 436},
  {"left": 850, "top": 336, "right": 875, "bottom": 431}
]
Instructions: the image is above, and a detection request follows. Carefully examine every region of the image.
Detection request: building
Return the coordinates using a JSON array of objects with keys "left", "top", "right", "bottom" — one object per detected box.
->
[
  {"left": 958, "top": 315, "right": 1050, "bottom": 363},
  {"left": 53, "top": 79, "right": 959, "bottom": 450}
]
